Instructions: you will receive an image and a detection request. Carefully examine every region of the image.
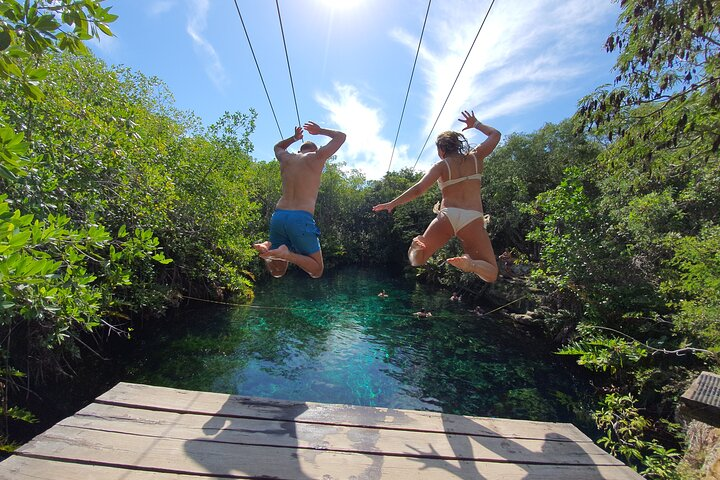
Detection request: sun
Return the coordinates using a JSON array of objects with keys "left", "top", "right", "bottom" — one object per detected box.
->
[{"left": 318, "top": 0, "right": 367, "bottom": 11}]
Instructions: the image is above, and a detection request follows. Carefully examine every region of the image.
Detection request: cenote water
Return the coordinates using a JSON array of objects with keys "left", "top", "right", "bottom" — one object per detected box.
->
[{"left": 122, "top": 266, "right": 593, "bottom": 428}]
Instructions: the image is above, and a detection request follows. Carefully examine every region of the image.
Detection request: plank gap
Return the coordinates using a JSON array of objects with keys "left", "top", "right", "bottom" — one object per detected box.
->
[
  {"left": 52, "top": 422, "right": 620, "bottom": 467},
  {"left": 92, "top": 399, "right": 585, "bottom": 443}
]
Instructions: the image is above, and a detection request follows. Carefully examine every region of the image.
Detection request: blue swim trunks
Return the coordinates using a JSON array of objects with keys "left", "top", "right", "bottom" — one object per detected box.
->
[{"left": 269, "top": 209, "right": 321, "bottom": 255}]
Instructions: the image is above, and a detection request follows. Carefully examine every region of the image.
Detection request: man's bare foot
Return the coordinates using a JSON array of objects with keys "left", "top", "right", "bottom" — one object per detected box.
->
[
  {"left": 253, "top": 241, "right": 272, "bottom": 255},
  {"left": 260, "top": 244, "right": 290, "bottom": 262}
]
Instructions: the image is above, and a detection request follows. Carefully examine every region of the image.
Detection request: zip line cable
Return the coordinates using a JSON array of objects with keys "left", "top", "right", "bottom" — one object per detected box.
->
[
  {"left": 232, "top": 0, "right": 284, "bottom": 138},
  {"left": 387, "top": 0, "right": 432, "bottom": 174},
  {"left": 275, "top": 0, "right": 302, "bottom": 127},
  {"left": 412, "top": 0, "right": 496, "bottom": 170}
]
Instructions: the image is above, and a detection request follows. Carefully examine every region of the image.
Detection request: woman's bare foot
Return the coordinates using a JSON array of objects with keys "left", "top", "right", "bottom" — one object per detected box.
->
[
  {"left": 447, "top": 254, "right": 474, "bottom": 272},
  {"left": 408, "top": 236, "right": 426, "bottom": 266},
  {"left": 447, "top": 254, "right": 498, "bottom": 283}
]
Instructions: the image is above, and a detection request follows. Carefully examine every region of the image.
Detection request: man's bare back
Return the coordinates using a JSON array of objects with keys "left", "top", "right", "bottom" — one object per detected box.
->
[{"left": 275, "top": 150, "right": 324, "bottom": 214}]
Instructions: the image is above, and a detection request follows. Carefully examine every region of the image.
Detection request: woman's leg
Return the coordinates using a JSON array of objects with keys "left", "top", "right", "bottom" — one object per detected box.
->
[
  {"left": 408, "top": 214, "right": 454, "bottom": 266},
  {"left": 448, "top": 219, "right": 498, "bottom": 282}
]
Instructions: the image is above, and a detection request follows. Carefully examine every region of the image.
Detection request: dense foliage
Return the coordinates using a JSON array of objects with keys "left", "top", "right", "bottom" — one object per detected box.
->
[
  {"left": 0, "top": 0, "right": 264, "bottom": 449},
  {"left": 546, "top": 0, "right": 719, "bottom": 476}
]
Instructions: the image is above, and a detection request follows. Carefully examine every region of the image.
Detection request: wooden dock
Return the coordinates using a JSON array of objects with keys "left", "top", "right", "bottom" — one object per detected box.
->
[
  {"left": 0, "top": 382, "right": 642, "bottom": 479},
  {"left": 680, "top": 371, "right": 720, "bottom": 427}
]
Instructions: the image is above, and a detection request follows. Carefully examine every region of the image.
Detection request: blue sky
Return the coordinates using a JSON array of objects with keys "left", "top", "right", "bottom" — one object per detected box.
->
[{"left": 90, "top": 0, "right": 621, "bottom": 180}]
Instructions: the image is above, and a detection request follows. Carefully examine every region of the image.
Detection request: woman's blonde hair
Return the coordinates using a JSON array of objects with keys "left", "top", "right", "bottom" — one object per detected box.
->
[{"left": 435, "top": 131, "right": 470, "bottom": 155}]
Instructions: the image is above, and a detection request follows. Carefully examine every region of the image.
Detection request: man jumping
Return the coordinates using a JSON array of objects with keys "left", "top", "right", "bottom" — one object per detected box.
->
[{"left": 253, "top": 121, "right": 346, "bottom": 279}]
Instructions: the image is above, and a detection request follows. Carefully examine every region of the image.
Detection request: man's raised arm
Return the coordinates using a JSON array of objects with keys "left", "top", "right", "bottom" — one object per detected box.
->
[
  {"left": 303, "top": 121, "right": 346, "bottom": 161},
  {"left": 274, "top": 126, "right": 303, "bottom": 159}
]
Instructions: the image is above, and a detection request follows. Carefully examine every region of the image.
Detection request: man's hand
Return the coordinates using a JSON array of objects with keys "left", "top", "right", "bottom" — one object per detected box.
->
[
  {"left": 303, "top": 121, "right": 322, "bottom": 135},
  {"left": 293, "top": 126, "right": 303, "bottom": 141}
]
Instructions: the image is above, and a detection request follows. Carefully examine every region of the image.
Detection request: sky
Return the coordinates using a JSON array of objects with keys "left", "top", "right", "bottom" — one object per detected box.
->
[{"left": 89, "top": 0, "right": 622, "bottom": 180}]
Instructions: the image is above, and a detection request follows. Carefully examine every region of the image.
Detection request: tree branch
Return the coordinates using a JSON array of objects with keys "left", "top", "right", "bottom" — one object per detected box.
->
[{"left": 681, "top": 23, "right": 720, "bottom": 49}]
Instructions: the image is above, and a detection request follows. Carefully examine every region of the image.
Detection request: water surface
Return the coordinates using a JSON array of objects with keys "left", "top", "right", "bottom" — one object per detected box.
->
[{"left": 124, "top": 266, "right": 592, "bottom": 425}]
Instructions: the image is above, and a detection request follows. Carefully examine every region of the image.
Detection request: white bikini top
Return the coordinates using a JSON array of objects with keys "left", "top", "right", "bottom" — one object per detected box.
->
[{"left": 437, "top": 153, "right": 482, "bottom": 189}]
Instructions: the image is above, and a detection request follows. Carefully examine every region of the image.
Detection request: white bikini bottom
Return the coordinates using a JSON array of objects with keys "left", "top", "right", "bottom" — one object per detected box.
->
[
  {"left": 438, "top": 207, "right": 488, "bottom": 234},
  {"left": 408, "top": 205, "right": 490, "bottom": 266}
]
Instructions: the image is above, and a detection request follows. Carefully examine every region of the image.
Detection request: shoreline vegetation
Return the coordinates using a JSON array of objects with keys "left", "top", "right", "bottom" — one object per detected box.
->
[{"left": 1, "top": 1, "right": 718, "bottom": 477}]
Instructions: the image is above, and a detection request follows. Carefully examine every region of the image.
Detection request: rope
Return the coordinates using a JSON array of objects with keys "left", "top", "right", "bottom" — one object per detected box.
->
[
  {"left": 181, "top": 294, "right": 429, "bottom": 319},
  {"left": 275, "top": 0, "right": 302, "bottom": 127},
  {"left": 179, "top": 292, "right": 526, "bottom": 320},
  {"left": 232, "top": 0, "right": 284, "bottom": 138},
  {"left": 387, "top": 0, "right": 432, "bottom": 174},
  {"left": 447, "top": 280, "right": 488, "bottom": 300},
  {"left": 480, "top": 295, "right": 526, "bottom": 316},
  {"left": 412, "top": 0, "right": 496, "bottom": 169}
]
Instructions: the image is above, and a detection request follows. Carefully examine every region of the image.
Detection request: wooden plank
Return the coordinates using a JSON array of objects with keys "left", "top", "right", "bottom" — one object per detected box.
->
[
  {"left": 10, "top": 426, "right": 643, "bottom": 480},
  {"left": 55, "top": 403, "right": 621, "bottom": 466},
  {"left": 97, "top": 382, "right": 592, "bottom": 443},
  {"left": 0, "top": 455, "right": 228, "bottom": 479},
  {"left": 0, "top": 455, "right": 645, "bottom": 480}
]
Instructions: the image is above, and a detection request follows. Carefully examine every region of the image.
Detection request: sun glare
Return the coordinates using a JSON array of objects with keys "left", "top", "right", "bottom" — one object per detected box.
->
[{"left": 319, "top": 0, "right": 366, "bottom": 11}]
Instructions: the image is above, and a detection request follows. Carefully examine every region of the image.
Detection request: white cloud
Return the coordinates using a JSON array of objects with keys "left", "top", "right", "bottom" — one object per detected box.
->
[
  {"left": 185, "top": 0, "right": 228, "bottom": 91},
  {"left": 148, "top": 1, "right": 175, "bottom": 16},
  {"left": 392, "top": 0, "right": 618, "bottom": 169},
  {"left": 89, "top": 33, "right": 119, "bottom": 56},
  {"left": 481, "top": 85, "right": 558, "bottom": 120},
  {"left": 316, "top": 84, "right": 412, "bottom": 181}
]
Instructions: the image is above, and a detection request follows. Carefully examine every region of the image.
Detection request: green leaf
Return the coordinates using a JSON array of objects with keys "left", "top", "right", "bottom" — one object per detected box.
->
[
  {"left": 21, "top": 81, "right": 44, "bottom": 101},
  {"left": 1, "top": 57, "right": 22, "bottom": 77},
  {"left": 7, "top": 230, "right": 31, "bottom": 248},
  {"left": 98, "top": 23, "right": 113, "bottom": 37},
  {"left": 152, "top": 253, "right": 173, "bottom": 264},
  {"left": 0, "top": 28, "right": 11, "bottom": 51},
  {"left": 26, "top": 67, "right": 48, "bottom": 81},
  {"left": 0, "top": 163, "right": 17, "bottom": 181},
  {"left": 6, "top": 406, "right": 37, "bottom": 424},
  {"left": 34, "top": 14, "right": 61, "bottom": 32}
]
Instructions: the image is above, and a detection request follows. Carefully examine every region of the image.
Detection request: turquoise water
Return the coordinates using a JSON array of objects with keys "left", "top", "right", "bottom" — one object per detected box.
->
[{"left": 124, "top": 266, "right": 592, "bottom": 424}]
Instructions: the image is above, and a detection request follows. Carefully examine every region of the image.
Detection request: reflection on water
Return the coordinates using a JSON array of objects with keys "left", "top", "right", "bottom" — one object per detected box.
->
[{"left": 124, "top": 266, "right": 592, "bottom": 425}]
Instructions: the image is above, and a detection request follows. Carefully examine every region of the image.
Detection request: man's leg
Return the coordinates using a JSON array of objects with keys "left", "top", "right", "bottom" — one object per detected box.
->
[
  {"left": 253, "top": 241, "right": 290, "bottom": 277},
  {"left": 261, "top": 245, "right": 324, "bottom": 278},
  {"left": 265, "top": 258, "right": 289, "bottom": 278}
]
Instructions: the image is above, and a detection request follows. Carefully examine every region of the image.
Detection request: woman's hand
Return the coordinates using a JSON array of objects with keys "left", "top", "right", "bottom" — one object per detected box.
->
[
  {"left": 458, "top": 110, "right": 478, "bottom": 131},
  {"left": 372, "top": 202, "right": 394, "bottom": 213}
]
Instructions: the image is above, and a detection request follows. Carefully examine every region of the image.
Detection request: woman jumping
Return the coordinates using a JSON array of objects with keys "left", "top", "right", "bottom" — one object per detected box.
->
[{"left": 373, "top": 110, "right": 501, "bottom": 283}]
